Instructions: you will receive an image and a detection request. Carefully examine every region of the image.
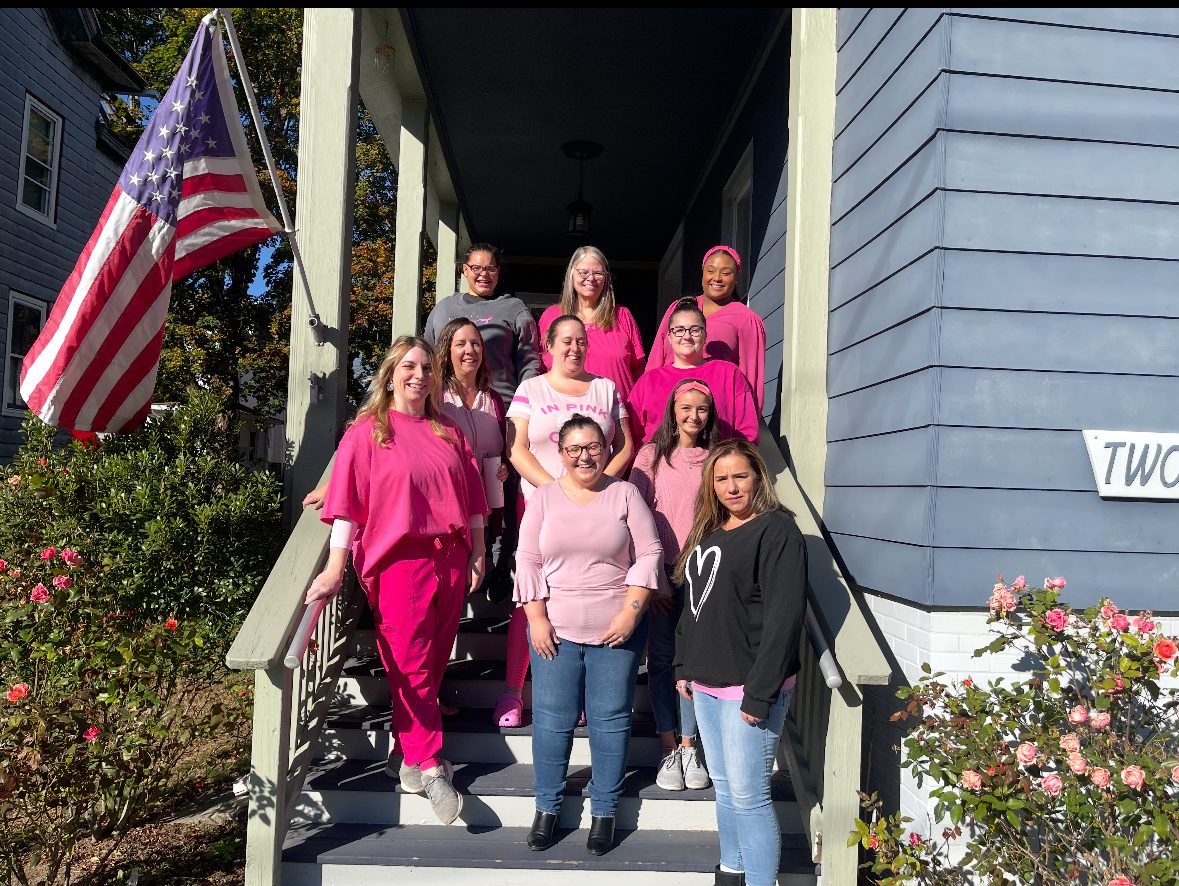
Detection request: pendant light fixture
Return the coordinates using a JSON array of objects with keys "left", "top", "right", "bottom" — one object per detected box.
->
[{"left": 562, "top": 140, "right": 603, "bottom": 239}]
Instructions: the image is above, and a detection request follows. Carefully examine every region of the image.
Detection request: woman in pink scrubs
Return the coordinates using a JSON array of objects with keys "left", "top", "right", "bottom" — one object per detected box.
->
[{"left": 304, "top": 336, "right": 488, "bottom": 826}]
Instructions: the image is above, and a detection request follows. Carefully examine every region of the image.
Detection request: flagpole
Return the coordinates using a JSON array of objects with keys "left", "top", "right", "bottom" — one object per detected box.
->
[{"left": 216, "top": 8, "right": 325, "bottom": 346}]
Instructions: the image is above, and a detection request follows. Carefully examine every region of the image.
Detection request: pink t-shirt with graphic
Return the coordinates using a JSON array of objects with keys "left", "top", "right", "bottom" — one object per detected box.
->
[{"left": 507, "top": 374, "right": 626, "bottom": 501}]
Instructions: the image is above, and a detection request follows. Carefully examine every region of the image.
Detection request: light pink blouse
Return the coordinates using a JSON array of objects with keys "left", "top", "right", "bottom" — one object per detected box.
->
[
  {"left": 514, "top": 478, "right": 663, "bottom": 644},
  {"left": 629, "top": 443, "right": 707, "bottom": 565}
]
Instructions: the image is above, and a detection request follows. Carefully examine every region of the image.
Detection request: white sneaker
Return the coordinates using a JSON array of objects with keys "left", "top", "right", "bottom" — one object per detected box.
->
[
  {"left": 681, "top": 745, "right": 711, "bottom": 789},
  {"left": 421, "top": 759, "right": 463, "bottom": 824},
  {"left": 655, "top": 747, "right": 685, "bottom": 791},
  {"left": 386, "top": 754, "right": 424, "bottom": 794}
]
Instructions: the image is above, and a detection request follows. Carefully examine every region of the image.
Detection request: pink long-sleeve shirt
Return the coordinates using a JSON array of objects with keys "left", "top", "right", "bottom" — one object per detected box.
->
[
  {"left": 539, "top": 305, "right": 646, "bottom": 402},
  {"left": 514, "top": 478, "right": 663, "bottom": 644},
  {"left": 646, "top": 296, "right": 766, "bottom": 411},
  {"left": 628, "top": 443, "right": 707, "bottom": 565},
  {"left": 321, "top": 412, "right": 489, "bottom": 593},
  {"left": 625, "top": 359, "right": 760, "bottom": 447}
]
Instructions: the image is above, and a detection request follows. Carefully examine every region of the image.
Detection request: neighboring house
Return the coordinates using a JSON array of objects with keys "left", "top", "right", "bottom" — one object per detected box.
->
[{"left": 0, "top": 8, "right": 145, "bottom": 460}]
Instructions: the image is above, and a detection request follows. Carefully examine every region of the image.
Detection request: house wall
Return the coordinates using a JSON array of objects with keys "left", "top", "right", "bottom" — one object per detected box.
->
[
  {"left": 826, "top": 8, "right": 1179, "bottom": 612},
  {"left": 0, "top": 8, "right": 114, "bottom": 459}
]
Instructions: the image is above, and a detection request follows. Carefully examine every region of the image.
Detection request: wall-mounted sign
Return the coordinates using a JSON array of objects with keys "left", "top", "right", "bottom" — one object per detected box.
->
[{"left": 1084, "top": 430, "right": 1179, "bottom": 501}]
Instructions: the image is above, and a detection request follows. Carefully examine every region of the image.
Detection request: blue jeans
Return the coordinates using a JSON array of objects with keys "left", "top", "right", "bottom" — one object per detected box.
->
[
  {"left": 529, "top": 621, "right": 647, "bottom": 817},
  {"left": 693, "top": 687, "right": 792, "bottom": 886},
  {"left": 647, "top": 568, "right": 697, "bottom": 739}
]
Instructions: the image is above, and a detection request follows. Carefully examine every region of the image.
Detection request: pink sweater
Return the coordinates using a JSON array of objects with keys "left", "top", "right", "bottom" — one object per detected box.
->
[
  {"left": 625, "top": 359, "right": 760, "bottom": 446},
  {"left": 646, "top": 296, "right": 766, "bottom": 411},
  {"left": 629, "top": 443, "right": 706, "bottom": 565},
  {"left": 321, "top": 413, "right": 488, "bottom": 593},
  {"left": 514, "top": 478, "right": 663, "bottom": 644},
  {"left": 539, "top": 305, "right": 646, "bottom": 402}
]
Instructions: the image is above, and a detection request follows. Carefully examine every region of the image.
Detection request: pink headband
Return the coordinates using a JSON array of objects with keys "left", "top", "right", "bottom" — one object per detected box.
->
[
  {"left": 702, "top": 245, "right": 741, "bottom": 273},
  {"left": 674, "top": 381, "right": 713, "bottom": 401}
]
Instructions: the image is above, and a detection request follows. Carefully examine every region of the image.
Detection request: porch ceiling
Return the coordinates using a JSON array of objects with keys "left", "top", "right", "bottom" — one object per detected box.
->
[{"left": 403, "top": 8, "right": 783, "bottom": 264}]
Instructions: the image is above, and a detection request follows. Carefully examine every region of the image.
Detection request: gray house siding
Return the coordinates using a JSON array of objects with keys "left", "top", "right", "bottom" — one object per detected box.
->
[
  {"left": 677, "top": 20, "right": 790, "bottom": 426},
  {"left": 825, "top": 8, "right": 1179, "bottom": 611},
  {"left": 0, "top": 8, "right": 118, "bottom": 459}
]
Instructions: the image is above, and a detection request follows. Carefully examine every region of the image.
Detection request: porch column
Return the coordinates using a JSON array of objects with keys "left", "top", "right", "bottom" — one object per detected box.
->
[
  {"left": 391, "top": 101, "right": 429, "bottom": 338},
  {"left": 283, "top": 8, "right": 360, "bottom": 520},
  {"left": 458, "top": 215, "right": 471, "bottom": 293},
  {"left": 436, "top": 201, "right": 459, "bottom": 298}
]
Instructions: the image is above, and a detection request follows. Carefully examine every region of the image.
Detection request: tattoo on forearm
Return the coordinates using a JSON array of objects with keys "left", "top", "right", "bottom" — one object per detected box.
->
[{"left": 630, "top": 600, "right": 640, "bottom": 611}]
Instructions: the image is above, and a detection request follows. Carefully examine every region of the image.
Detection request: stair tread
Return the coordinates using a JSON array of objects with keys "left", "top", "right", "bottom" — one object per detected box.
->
[
  {"left": 327, "top": 703, "right": 657, "bottom": 736},
  {"left": 283, "top": 823, "right": 814, "bottom": 873},
  {"left": 302, "top": 757, "right": 796, "bottom": 802}
]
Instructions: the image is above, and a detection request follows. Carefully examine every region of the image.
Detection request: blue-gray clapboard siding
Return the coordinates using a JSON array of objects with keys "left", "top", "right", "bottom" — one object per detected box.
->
[
  {"left": 825, "top": 8, "right": 1179, "bottom": 610},
  {"left": 0, "top": 8, "right": 116, "bottom": 459}
]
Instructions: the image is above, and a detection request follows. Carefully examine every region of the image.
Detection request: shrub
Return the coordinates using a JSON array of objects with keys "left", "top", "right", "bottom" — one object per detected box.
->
[{"left": 855, "top": 577, "right": 1179, "bottom": 886}]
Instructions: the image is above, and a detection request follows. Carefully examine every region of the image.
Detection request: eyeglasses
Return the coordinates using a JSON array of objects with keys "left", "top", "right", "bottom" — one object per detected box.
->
[
  {"left": 573, "top": 270, "right": 606, "bottom": 281},
  {"left": 464, "top": 263, "right": 499, "bottom": 275},
  {"left": 562, "top": 442, "right": 604, "bottom": 458},
  {"left": 669, "top": 325, "right": 706, "bottom": 339}
]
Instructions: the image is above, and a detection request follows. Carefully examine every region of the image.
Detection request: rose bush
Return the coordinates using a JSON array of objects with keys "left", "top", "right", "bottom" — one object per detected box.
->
[
  {"left": 853, "top": 577, "right": 1179, "bottom": 886},
  {"left": 0, "top": 393, "right": 281, "bottom": 884}
]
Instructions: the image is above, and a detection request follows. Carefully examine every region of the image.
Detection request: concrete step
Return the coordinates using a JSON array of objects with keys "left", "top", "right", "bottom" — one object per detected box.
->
[
  {"left": 282, "top": 823, "right": 818, "bottom": 886},
  {"left": 292, "top": 758, "right": 800, "bottom": 832},
  {"left": 318, "top": 705, "right": 665, "bottom": 767}
]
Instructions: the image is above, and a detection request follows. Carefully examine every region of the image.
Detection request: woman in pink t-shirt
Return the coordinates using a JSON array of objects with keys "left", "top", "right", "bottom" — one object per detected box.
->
[
  {"left": 304, "top": 336, "right": 488, "bottom": 825},
  {"left": 646, "top": 246, "right": 766, "bottom": 411},
  {"left": 495, "top": 315, "right": 634, "bottom": 728},
  {"left": 628, "top": 297, "right": 760, "bottom": 446},
  {"left": 539, "top": 246, "right": 646, "bottom": 402}
]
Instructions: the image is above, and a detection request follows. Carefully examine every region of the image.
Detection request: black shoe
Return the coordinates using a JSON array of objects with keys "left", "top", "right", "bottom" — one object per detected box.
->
[
  {"left": 714, "top": 865, "right": 745, "bottom": 885},
  {"left": 527, "top": 810, "right": 558, "bottom": 851},
  {"left": 586, "top": 815, "right": 615, "bottom": 855}
]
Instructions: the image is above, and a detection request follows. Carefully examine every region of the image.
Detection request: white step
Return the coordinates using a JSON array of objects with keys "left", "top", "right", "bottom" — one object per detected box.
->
[{"left": 283, "top": 863, "right": 817, "bottom": 885}]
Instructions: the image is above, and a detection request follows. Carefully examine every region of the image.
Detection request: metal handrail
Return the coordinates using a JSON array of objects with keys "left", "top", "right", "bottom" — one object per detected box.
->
[
  {"left": 805, "top": 606, "right": 843, "bottom": 689},
  {"left": 284, "top": 597, "right": 328, "bottom": 669}
]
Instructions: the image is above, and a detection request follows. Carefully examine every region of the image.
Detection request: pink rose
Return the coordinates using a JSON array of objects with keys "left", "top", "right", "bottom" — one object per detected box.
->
[
  {"left": 1100, "top": 601, "right": 1119, "bottom": 620},
  {"left": 1011, "top": 575, "right": 1027, "bottom": 590},
  {"left": 960, "top": 770, "right": 983, "bottom": 791},
  {"left": 1171, "top": 766, "right": 1179, "bottom": 785},
  {"left": 1121, "top": 765, "right": 1146, "bottom": 791},
  {"left": 1059, "top": 733, "right": 1081, "bottom": 753},
  {"left": 1046, "top": 576, "right": 1067, "bottom": 589},
  {"left": 1108, "top": 877, "right": 1136, "bottom": 886},
  {"left": 1068, "top": 705, "right": 1088, "bottom": 725},
  {"left": 988, "top": 589, "right": 1017, "bottom": 614},
  {"left": 39, "top": 547, "right": 56, "bottom": 560},
  {"left": 5, "top": 682, "right": 28, "bottom": 702},
  {"left": 1067, "top": 753, "right": 1088, "bottom": 775},
  {"left": 82, "top": 725, "right": 100, "bottom": 742},
  {"left": 868, "top": 834, "right": 879, "bottom": 850},
  {"left": 1110, "top": 613, "right": 1131, "bottom": 632},
  {"left": 0, "top": 559, "right": 6, "bottom": 571},
  {"left": 1105, "top": 675, "right": 1125, "bottom": 694},
  {"left": 1015, "top": 742, "right": 1037, "bottom": 766},
  {"left": 164, "top": 618, "right": 178, "bottom": 632},
  {"left": 1133, "top": 616, "right": 1156, "bottom": 633},
  {"left": 1044, "top": 608, "right": 1069, "bottom": 631},
  {"left": 1091, "top": 767, "right": 1111, "bottom": 788},
  {"left": 51, "top": 575, "right": 71, "bottom": 590},
  {"left": 29, "top": 584, "right": 49, "bottom": 604},
  {"left": 1089, "top": 711, "right": 1111, "bottom": 730},
  {"left": 1040, "top": 774, "right": 1063, "bottom": 795},
  {"left": 1154, "top": 638, "right": 1178, "bottom": 662},
  {"left": 60, "top": 549, "right": 82, "bottom": 567},
  {"left": 993, "top": 581, "right": 1007, "bottom": 594},
  {"left": 908, "top": 832, "right": 921, "bottom": 847}
]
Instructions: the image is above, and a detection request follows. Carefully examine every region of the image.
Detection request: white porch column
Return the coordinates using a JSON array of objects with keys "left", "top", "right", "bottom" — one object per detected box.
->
[
  {"left": 436, "top": 201, "right": 459, "bottom": 298},
  {"left": 283, "top": 7, "right": 360, "bottom": 520},
  {"left": 391, "top": 101, "right": 429, "bottom": 338},
  {"left": 458, "top": 215, "right": 471, "bottom": 293}
]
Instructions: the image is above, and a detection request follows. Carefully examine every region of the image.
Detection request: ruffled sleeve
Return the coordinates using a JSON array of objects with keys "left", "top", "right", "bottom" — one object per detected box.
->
[
  {"left": 513, "top": 482, "right": 549, "bottom": 603},
  {"left": 622, "top": 484, "right": 665, "bottom": 593}
]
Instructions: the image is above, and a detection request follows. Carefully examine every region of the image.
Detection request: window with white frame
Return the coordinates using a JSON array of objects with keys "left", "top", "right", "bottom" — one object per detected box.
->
[
  {"left": 4, "top": 292, "right": 47, "bottom": 416},
  {"left": 17, "top": 95, "right": 63, "bottom": 224},
  {"left": 721, "top": 143, "right": 754, "bottom": 297}
]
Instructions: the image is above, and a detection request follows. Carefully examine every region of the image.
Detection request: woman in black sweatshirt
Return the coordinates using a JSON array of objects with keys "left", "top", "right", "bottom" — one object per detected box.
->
[{"left": 673, "top": 438, "right": 807, "bottom": 886}]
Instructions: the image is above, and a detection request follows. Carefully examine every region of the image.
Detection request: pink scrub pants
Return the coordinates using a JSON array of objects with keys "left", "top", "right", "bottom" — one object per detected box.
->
[{"left": 367, "top": 532, "right": 468, "bottom": 767}]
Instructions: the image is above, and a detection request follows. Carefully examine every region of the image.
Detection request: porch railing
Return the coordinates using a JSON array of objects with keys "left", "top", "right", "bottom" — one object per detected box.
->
[
  {"left": 225, "top": 459, "right": 363, "bottom": 886},
  {"left": 758, "top": 425, "right": 892, "bottom": 882}
]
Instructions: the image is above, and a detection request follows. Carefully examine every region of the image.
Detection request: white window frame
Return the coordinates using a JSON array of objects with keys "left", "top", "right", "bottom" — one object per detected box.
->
[
  {"left": 721, "top": 142, "right": 754, "bottom": 296},
  {"left": 4, "top": 291, "right": 47, "bottom": 418},
  {"left": 16, "top": 94, "right": 63, "bottom": 227}
]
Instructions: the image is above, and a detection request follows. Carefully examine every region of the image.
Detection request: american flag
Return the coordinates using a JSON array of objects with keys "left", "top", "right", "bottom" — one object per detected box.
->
[{"left": 20, "top": 12, "right": 281, "bottom": 433}]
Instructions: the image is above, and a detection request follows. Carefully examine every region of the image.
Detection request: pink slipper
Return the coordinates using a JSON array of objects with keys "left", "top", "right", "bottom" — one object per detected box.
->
[
  {"left": 494, "top": 694, "right": 523, "bottom": 728},
  {"left": 578, "top": 710, "right": 586, "bottom": 727}
]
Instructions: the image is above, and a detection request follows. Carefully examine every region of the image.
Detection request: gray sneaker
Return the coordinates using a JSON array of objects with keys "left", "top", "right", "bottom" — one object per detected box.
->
[
  {"left": 385, "top": 754, "right": 424, "bottom": 794},
  {"left": 421, "top": 759, "right": 463, "bottom": 824},
  {"left": 655, "top": 747, "right": 685, "bottom": 791},
  {"left": 682, "top": 745, "right": 711, "bottom": 789}
]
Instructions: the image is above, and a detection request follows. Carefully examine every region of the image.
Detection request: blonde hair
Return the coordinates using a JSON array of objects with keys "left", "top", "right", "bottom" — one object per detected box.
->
[
  {"left": 559, "top": 245, "right": 617, "bottom": 332},
  {"left": 355, "top": 336, "right": 455, "bottom": 448},
  {"left": 673, "top": 438, "right": 787, "bottom": 583}
]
